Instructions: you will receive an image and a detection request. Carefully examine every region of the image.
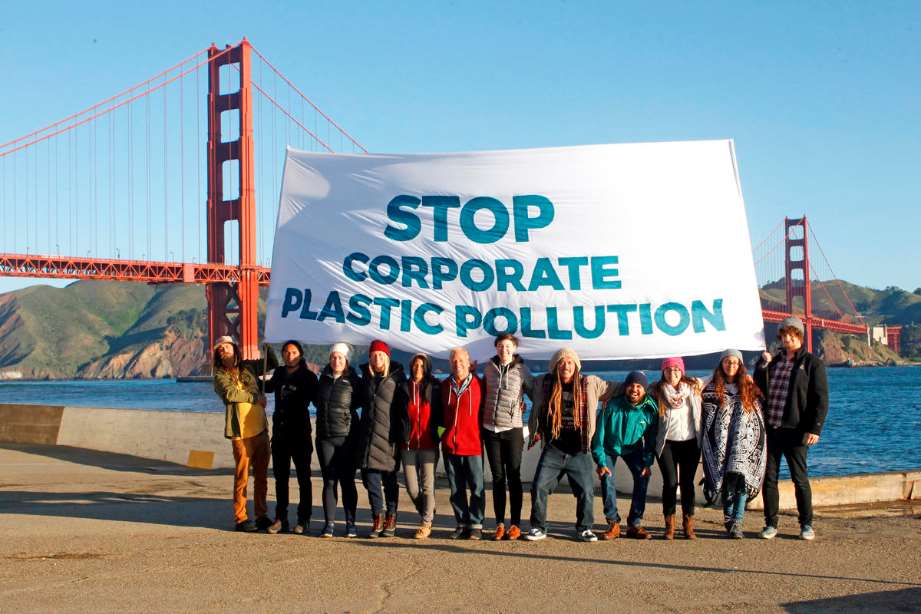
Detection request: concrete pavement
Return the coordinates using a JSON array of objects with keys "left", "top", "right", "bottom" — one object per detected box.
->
[{"left": 1, "top": 443, "right": 919, "bottom": 613}]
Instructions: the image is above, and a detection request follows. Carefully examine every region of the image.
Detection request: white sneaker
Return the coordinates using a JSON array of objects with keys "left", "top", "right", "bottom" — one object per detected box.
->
[
  {"left": 800, "top": 525, "right": 815, "bottom": 541},
  {"left": 578, "top": 529, "right": 598, "bottom": 542},
  {"left": 759, "top": 526, "right": 778, "bottom": 540},
  {"left": 524, "top": 527, "right": 547, "bottom": 541}
]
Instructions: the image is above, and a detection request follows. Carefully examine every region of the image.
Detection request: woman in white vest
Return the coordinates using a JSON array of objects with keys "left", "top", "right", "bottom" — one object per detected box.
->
[{"left": 481, "top": 334, "right": 535, "bottom": 541}]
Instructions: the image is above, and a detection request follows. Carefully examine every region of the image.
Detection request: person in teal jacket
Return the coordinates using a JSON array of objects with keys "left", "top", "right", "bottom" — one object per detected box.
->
[{"left": 591, "top": 371, "right": 658, "bottom": 540}]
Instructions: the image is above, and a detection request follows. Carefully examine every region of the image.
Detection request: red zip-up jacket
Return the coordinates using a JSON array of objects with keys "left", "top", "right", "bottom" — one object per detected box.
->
[
  {"left": 405, "top": 380, "right": 438, "bottom": 450},
  {"left": 439, "top": 374, "right": 483, "bottom": 456}
]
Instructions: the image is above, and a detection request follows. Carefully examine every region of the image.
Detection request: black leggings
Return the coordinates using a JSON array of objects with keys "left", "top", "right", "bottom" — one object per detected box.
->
[
  {"left": 483, "top": 428, "right": 524, "bottom": 526},
  {"left": 657, "top": 438, "right": 700, "bottom": 516},
  {"left": 316, "top": 436, "right": 358, "bottom": 525}
]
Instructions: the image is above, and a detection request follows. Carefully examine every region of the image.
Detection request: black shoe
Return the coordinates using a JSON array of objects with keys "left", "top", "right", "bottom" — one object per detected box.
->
[
  {"left": 255, "top": 516, "right": 273, "bottom": 531},
  {"left": 235, "top": 520, "right": 258, "bottom": 532},
  {"left": 449, "top": 526, "right": 468, "bottom": 540}
]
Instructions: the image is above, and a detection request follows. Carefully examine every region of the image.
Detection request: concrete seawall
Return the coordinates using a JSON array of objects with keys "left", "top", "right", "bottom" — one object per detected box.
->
[{"left": 2, "top": 403, "right": 918, "bottom": 510}]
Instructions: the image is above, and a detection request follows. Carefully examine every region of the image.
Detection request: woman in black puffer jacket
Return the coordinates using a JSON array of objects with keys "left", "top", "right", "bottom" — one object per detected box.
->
[
  {"left": 315, "top": 342, "right": 362, "bottom": 538},
  {"left": 357, "top": 339, "right": 407, "bottom": 538}
]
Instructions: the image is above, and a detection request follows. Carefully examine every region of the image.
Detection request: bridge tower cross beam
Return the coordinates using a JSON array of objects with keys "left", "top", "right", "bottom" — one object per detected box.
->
[
  {"left": 784, "top": 216, "right": 814, "bottom": 352},
  {"left": 206, "top": 39, "right": 260, "bottom": 360}
]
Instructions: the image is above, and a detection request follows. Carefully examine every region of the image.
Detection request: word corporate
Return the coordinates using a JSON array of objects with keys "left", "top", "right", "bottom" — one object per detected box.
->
[{"left": 277, "top": 194, "right": 727, "bottom": 341}]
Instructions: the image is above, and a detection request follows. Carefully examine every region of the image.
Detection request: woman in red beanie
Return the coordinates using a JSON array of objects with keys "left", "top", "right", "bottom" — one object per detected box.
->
[
  {"left": 357, "top": 339, "right": 407, "bottom": 538},
  {"left": 651, "top": 357, "right": 703, "bottom": 539}
]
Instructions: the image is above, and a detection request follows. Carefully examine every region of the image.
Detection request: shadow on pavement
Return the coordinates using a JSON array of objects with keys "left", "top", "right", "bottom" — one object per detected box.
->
[
  {"left": 782, "top": 587, "right": 921, "bottom": 612},
  {"left": 1, "top": 443, "right": 226, "bottom": 477}
]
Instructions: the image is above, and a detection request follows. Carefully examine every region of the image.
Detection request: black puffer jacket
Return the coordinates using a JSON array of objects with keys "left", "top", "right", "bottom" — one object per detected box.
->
[
  {"left": 315, "top": 365, "right": 361, "bottom": 440},
  {"left": 754, "top": 347, "right": 829, "bottom": 435},
  {"left": 265, "top": 361, "right": 318, "bottom": 442},
  {"left": 357, "top": 362, "right": 407, "bottom": 472}
]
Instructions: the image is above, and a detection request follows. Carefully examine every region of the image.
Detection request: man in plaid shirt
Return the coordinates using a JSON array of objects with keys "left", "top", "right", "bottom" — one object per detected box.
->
[{"left": 754, "top": 316, "right": 829, "bottom": 541}]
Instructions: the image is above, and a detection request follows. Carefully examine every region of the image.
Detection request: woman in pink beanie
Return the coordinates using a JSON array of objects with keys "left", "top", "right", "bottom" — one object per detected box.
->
[{"left": 651, "top": 357, "right": 703, "bottom": 539}]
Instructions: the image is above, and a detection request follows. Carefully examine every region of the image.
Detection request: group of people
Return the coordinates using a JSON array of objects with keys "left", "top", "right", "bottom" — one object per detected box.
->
[{"left": 212, "top": 315, "right": 828, "bottom": 542}]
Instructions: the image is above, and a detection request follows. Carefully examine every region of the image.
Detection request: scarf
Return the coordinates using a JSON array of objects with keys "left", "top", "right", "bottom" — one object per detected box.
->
[{"left": 662, "top": 382, "right": 691, "bottom": 410}]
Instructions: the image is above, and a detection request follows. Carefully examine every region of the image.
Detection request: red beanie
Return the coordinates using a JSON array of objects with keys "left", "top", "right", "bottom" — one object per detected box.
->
[
  {"left": 369, "top": 340, "right": 391, "bottom": 357},
  {"left": 661, "top": 357, "right": 685, "bottom": 373}
]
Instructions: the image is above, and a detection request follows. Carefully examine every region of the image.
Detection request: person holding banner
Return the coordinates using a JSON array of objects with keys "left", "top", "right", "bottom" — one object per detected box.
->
[
  {"left": 398, "top": 353, "right": 443, "bottom": 539},
  {"left": 212, "top": 336, "right": 271, "bottom": 533},
  {"left": 315, "top": 343, "right": 362, "bottom": 538},
  {"left": 440, "top": 347, "right": 486, "bottom": 540},
  {"left": 525, "top": 348, "right": 619, "bottom": 542},
  {"left": 264, "top": 340, "right": 318, "bottom": 536},
  {"left": 592, "top": 371, "right": 659, "bottom": 540},
  {"left": 357, "top": 340, "right": 406, "bottom": 538},
  {"left": 651, "top": 357, "right": 703, "bottom": 540},
  {"left": 701, "top": 349, "right": 767, "bottom": 539},
  {"left": 482, "top": 334, "right": 535, "bottom": 541}
]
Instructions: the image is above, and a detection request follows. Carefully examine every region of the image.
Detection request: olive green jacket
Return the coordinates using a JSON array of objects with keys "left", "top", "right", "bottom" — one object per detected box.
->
[{"left": 213, "top": 365, "right": 267, "bottom": 439}]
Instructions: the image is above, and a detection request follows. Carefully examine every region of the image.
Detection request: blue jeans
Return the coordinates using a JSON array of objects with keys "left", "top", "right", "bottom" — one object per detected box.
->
[
  {"left": 361, "top": 468, "right": 399, "bottom": 517},
  {"left": 600, "top": 446, "right": 649, "bottom": 527},
  {"left": 722, "top": 472, "right": 748, "bottom": 524},
  {"left": 443, "top": 453, "right": 485, "bottom": 528},
  {"left": 529, "top": 444, "right": 595, "bottom": 532}
]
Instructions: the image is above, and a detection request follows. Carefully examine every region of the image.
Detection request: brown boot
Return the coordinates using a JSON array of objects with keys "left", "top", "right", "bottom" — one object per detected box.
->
[
  {"left": 368, "top": 514, "right": 383, "bottom": 538},
  {"left": 626, "top": 525, "right": 651, "bottom": 540},
  {"left": 414, "top": 521, "right": 432, "bottom": 540},
  {"left": 682, "top": 514, "right": 697, "bottom": 540},
  {"left": 602, "top": 521, "right": 621, "bottom": 540},
  {"left": 382, "top": 513, "right": 397, "bottom": 537},
  {"left": 663, "top": 514, "right": 676, "bottom": 540}
]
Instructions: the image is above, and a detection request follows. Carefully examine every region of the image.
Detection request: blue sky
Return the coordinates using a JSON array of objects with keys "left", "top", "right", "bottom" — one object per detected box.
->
[{"left": 1, "top": 0, "right": 919, "bottom": 294}]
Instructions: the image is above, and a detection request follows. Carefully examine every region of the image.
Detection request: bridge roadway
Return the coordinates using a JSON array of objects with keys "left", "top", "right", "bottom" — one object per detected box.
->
[{"left": 1, "top": 443, "right": 919, "bottom": 613}]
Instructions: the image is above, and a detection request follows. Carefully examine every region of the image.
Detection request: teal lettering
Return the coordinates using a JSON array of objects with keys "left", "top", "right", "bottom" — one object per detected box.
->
[
  {"left": 374, "top": 297, "right": 400, "bottom": 330},
  {"left": 512, "top": 195, "right": 554, "bottom": 242},
  {"left": 346, "top": 293, "right": 373, "bottom": 326},
  {"left": 574, "top": 305, "right": 605, "bottom": 339},
  {"left": 528, "top": 257, "right": 565, "bottom": 291},
  {"left": 546, "top": 307, "right": 572, "bottom": 340},
  {"left": 317, "top": 291, "right": 345, "bottom": 323},
  {"left": 483, "top": 307, "right": 518, "bottom": 336},
  {"left": 460, "top": 259, "right": 494, "bottom": 292},
  {"left": 343, "top": 252, "right": 369, "bottom": 282},
  {"left": 591, "top": 256, "right": 621, "bottom": 290},
  {"left": 557, "top": 256, "right": 588, "bottom": 290},
  {"left": 414, "top": 303, "right": 444, "bottom": 335},
  {"left": 421, "top": 196, "right": 461, "bottom": 242},
  {"left": 495, "top": 259, "right": 525, "bottom": 291},
  {"left": 459, "top": 197, "right": 509, "bottom": 244},
  {"left": 281, "top": 288, "right": 302, "bottom": 318},
  {"left": 692, "top": 298, "right": 725, "bottom": 332},
  {"left": 606, "top": 304, "right": 636, "bottom": 336},
  {"left": 384, "top": 195, "right": 422, "bottom": 241},
  {"left": 455, "top": 305, "right": 482, "bottom": 337}
]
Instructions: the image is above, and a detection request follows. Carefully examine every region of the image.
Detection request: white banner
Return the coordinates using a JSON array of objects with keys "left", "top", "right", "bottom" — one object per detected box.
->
[{"left": 265, "top": 141, "right": 765, "bottom": 360}]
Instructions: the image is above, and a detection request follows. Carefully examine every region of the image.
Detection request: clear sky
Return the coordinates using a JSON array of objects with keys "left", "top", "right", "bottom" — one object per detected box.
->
[{"left": 1, "top": 0, "right": 919, "bottom": 294}]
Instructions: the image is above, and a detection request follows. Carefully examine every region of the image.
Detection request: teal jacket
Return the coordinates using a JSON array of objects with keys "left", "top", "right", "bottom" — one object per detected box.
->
[{"left": 591, "top": 394, "right": 659, "bottom": 468}]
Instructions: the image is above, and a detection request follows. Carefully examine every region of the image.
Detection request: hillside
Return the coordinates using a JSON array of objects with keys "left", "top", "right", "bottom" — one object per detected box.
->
[{"left": 0, "top": 279, "right": 918, "bottom": 379}]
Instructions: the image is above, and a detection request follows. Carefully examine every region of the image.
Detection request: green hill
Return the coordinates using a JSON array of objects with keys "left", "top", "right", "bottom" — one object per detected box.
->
[{"left": 0, "top": 278, "right": 918, "bottom": 379}]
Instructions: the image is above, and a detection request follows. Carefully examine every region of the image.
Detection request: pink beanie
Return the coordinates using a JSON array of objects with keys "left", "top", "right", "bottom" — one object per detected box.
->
[{"left": 661, "top": 357, "right": 685, "bottom": 374}]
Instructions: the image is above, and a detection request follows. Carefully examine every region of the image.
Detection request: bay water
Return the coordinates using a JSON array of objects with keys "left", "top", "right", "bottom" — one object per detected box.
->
[{"left": 2, "top": 366, "right": 918, "bottom": 478}]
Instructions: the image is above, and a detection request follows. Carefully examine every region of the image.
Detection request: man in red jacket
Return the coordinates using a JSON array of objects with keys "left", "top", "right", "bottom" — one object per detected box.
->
[{"left": 440, "top": 347, "right": 485, "bottom": 540}]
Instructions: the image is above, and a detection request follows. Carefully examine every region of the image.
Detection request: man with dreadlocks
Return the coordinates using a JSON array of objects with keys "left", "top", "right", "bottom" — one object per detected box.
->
[{"left": 524, "top": 348, "right": 619, "bottom": 542}]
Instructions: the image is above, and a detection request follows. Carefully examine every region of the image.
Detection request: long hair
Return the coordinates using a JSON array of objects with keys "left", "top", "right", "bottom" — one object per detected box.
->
[
  {"left": 546, "top": 367, "right": 582, "bottom": 439},
  {"left": 710, "top": 361, "right": 762, "bottom": 411},
  {"left": 213, "top": 342, "right": 241, "bottom": 370},
  {"left": 371, "top": 354, "right": 391, "bottom": 377},
  {"left": 653, "top": 374, "right": 700, "bottom": 417}
]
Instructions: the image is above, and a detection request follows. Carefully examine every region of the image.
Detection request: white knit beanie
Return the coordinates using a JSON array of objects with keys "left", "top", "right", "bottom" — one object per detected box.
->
[
  {"left": 329, "top": 342, "right": 351, "bottom": 360},
  {"left": 549, "top": 347, "right": 582, "bottom": 373}
]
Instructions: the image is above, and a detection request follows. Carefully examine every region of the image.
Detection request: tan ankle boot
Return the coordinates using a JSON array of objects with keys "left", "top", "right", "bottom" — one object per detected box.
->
[
  {"left": 414, "top": 521, "right": 432, "bottom": 540},
  {"left": 663, "top": 514, "right": 676, "bottom": 540},
  {"left": 683, "top": 513, "right": 697, "bottom": 540}
]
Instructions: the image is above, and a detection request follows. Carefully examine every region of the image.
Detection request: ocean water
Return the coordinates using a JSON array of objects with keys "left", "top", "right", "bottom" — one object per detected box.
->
[{"left": 1, "top": 367, "right": 919, "bottom": 478}]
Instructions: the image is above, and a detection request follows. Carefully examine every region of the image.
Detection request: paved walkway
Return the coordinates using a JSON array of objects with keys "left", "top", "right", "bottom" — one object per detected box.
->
[{"left": 1, "top": 443, "right": 919, "bottom": 613}]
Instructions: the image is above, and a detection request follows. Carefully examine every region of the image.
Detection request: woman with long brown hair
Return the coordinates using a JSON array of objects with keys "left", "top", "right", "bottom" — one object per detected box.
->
[{"left": 701, "top": 349, "right": 767, "bottom": 539}]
